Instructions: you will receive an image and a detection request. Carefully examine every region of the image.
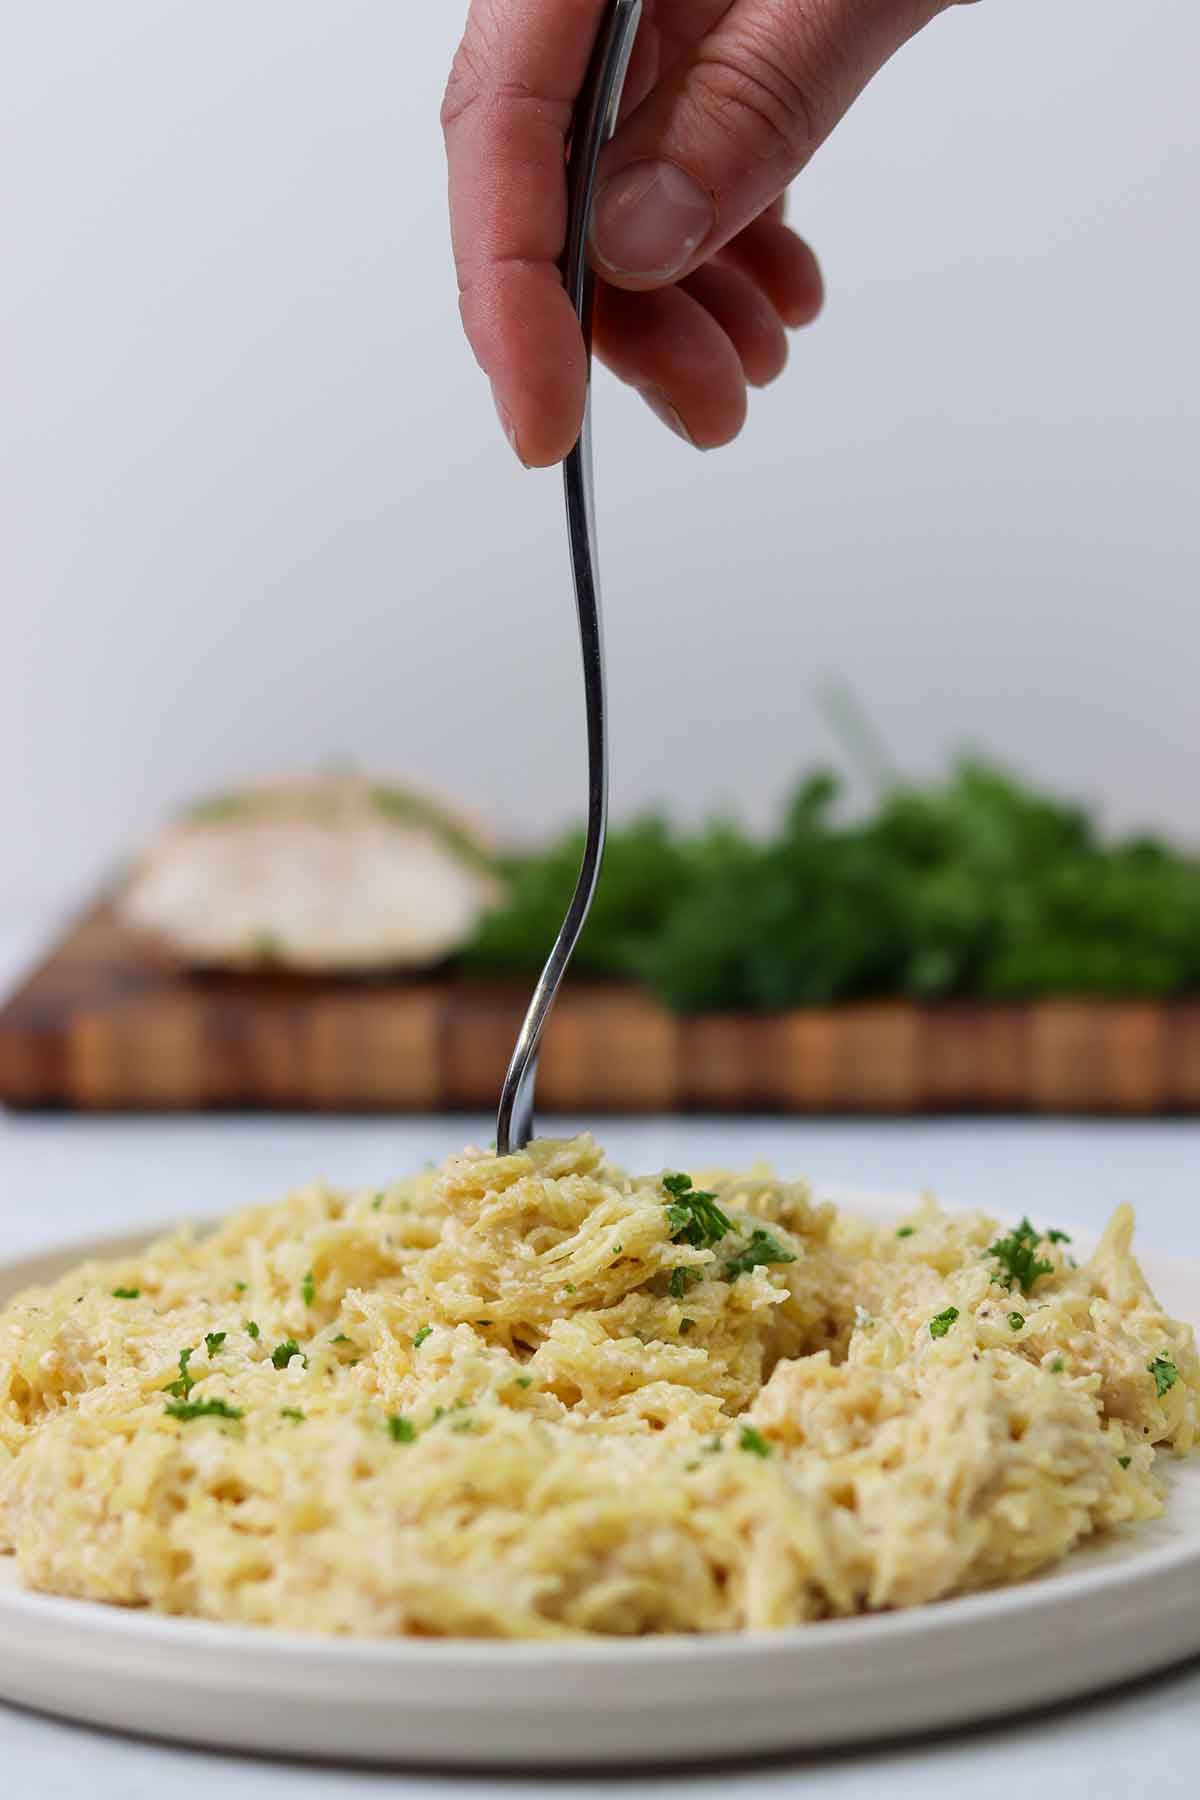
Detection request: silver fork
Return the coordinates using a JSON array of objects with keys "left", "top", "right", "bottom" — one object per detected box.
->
[{"left": 495, "top": 0, "right": 643, "bottom": 1156}]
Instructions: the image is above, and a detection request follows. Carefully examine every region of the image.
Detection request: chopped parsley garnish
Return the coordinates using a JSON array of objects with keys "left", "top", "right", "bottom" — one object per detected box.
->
[
  {"left": 679, "top": 1318, "right": 696, "bottom": 1335},
  {"left": 986, "top": 1219, "right": 1054, "bottom": 1295},
  {"left": 280, "top": 1407, "right": 305, "bottom": 1422},
  {"left": 372, "top": 1194, "right": 384, "bottom": 1211},
  {"left": 163, "top": 1347, "right": 196, "bottom": 1400},
  {"left": 668, "top": 1267, "right": 702, "bottom": 1299},
  {"left": 234, "top": 1280, "right": 247, "bottom": 1296},
  {"left": 738, "top": 1426, "right": 771, "bottom": 1458},
  {"left": 412, "top": 1324, "right": 433, "bottom": 1350},
  {"left": 331, "top": 1333, "right": 351, "bottom": 1345},
  {"left": 1117, "top": 1455, "right": 1132, "bottom": 1470},
  {"left": 112, "top": 1287, "right": 140, "bottom": 1299},
  {"left": 204, "top": 1331, "right": 226, "bottom": 1357},
  {"left": 165, "top": 1397, "right": 242, "bottom": 1423},
  {"left": 388, "top": 1415, "right": 416, "bottom": 1443},
  {"left": 928, "top": 1306, "right": 959, "bottom": 1340},
  {"left": 896, "top": 1226, "right": 915, "bottom": 1239},
  {"left": 724, "top": 1229, "right": 797, "bottom": 1283},
  {"left": 662, "top": 1173, "right": 733, "bottom": 1250},
  {"left": 301, "top": 1270, "right": 315, "bottom": 1307},
  {"left": 271, "top": 1339, "right": 302, "bottom": 1370},
  {"left": 1047, "top": 1229, "right": 1072, "bottom": 1244},
  {"left": 1049, "top": 1356, "right": 1065, "bottom": 1373},
  {"left": 514, "top": 1376, "right": 533, "bottom": 1389},
  {"left": 611, "top": 1244, "right": 623, "bottom": 1259},
  {"left": 244, "top": 1320, "right": 260, "bottom": 1339},
  {"left": 1148, "top": 1355, "right": 1179, "bottom": 1397},
  {"left": 563, "top": 1283, "right": 577, "bottom": 1295},
  {"left": 1007, "top": 1312, "right": 1025, "bottom": 1331}
]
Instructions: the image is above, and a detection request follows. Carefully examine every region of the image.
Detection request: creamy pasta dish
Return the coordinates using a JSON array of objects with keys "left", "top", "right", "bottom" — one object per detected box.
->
[{"left": 1, "top": 1136, "right": 1196, "bottom": 1637}]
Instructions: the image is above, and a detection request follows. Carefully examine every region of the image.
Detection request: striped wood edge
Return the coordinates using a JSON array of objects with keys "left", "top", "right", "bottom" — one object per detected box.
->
[{"left": 1, "top": 903, "right": 1199, "bottom": 1113}]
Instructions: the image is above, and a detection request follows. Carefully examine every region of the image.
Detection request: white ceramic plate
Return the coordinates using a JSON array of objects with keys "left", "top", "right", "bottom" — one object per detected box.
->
[{"left": 1, "top": 1195, "right": 1198, "bottom": 1769}]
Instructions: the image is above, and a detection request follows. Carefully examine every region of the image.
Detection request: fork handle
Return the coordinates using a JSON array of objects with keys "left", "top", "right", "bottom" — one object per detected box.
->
[{"left": 495, "top": 0, "right": 642, "bottom": 1156}]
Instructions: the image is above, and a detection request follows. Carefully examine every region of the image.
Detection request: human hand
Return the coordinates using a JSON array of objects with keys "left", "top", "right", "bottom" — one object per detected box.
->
[{"left": 443, "top": 2, "right": 967, "bottom": 464}]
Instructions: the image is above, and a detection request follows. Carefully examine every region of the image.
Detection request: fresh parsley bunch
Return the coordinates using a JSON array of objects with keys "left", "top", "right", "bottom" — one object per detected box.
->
[{"left": 461, "top": 760, "right": 1200, "bottom": 1011}]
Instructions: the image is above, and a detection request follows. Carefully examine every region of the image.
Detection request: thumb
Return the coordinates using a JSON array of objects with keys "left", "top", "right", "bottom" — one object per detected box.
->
[{"left": 590, "top": 0, "right": 954, "bottom": 287}]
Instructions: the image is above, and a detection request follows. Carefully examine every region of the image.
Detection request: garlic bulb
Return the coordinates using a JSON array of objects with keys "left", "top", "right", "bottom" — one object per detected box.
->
[{"left": 120, "top": 773, "right": 501, "bottom": 973}]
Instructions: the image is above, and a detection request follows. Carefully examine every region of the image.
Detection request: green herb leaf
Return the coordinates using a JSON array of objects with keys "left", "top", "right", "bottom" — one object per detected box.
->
[
  {"left": 280, "top": 1407, "right": 305, "bottom": 1422},
  {"left": 986, "top": 1219, "right": 1054, "bottom": 1295},
  {"left": 724, "top": 1229, "right": 797, "bottom": 1283},
  {"left": 165, "top": 1397, "right": 242, "bottom": 1423},
  {"left": 1047, "top": 1229, "right": 1072, "bottom": 1244},
  {"left": 234, "top": 1280, "right": 247, "bottom": 1296},
  {"left": 244, "top": 1320, "right": 260, "bottom": 1339},
  {"left": 738, "top": 1426, "right": 771, "bottom": 1458},
  {"left": 271, "top": 1339, "right": 302, "bottom": 1370},
  {"left": 895, "top": 1226, "right": 915, "bottom": 1239},
  {"left": 514, "top": 1376, "right": 533, "bottom": 1390},
  {"left": 1007, "top": 1312, "right": 1025, "bottom": 1331},
  {"left": 388, "top": 1414, "right": 416, "bottom": 1443},
  {"left": 662, "top": 1174, "right": 733, "bottom": 1249},
  {"left": 668, "top": 1267, "right": 701, "bottom": 1299},
  {"left": 1117, "top": 1455, "right": 1132, "bottom": 1470},
  {"left": 412, "top": 1324, "right": 433, "bottom": 1350},
  {"left": 301, "top": 1270, "right": 315, "bottom": 1307},
  {"left": 928, "top": 1306, "right": 960, "bottom": 1339},
  {"left": 371, "top": 1194, "right": 384, "bottom": 1211},
  {"left": 162, "top": 1346, "right": 196, "bottom": 1400},
  {"left": 1049, "top": 1356, "right": 1065, "bottom": 1373},
  {"left": 679, "top": 1318, "right": 696, "bottom": 1335},
  {"left": 112, "top": 1287, "right": 140, "bottom": 1299},
  {"left": 1148, "top": 1355, "right": 1179, "bottom": 1397},
  {"left": 204, "top": 1331, "right": 226, "bottom": 1358}
]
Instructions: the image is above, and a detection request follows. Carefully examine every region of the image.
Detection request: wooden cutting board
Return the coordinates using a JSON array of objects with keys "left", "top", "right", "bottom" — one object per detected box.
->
[{"left": 2, "top": 901, "right": 1200, "bottom": 1114}]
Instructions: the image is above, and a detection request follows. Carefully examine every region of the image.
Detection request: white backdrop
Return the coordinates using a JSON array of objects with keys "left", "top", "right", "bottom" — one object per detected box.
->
[{"left": 3, "top": 0, "right": 1198, "bottom": 916}]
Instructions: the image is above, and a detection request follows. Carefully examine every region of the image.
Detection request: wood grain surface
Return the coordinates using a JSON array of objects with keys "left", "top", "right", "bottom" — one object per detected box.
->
[{"left": 2, "top": 903, "right": 1199, "bottom": 1114}]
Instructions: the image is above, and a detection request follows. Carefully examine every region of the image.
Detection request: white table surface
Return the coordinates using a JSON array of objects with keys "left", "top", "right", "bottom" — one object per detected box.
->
[{"left": 2, "top": 917, "right": 1199, "bottom": 1797}]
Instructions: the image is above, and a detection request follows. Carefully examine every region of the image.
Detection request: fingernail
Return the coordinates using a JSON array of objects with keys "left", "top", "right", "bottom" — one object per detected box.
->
[
  {"left": 591, "top": 161, "right": 716, "bottom": 280},
  {"left": 639, "top": 387, "right": 695, "bottom": 447},
  {"left": 491, "top": 387, "right": 527, "bottom": 467}
]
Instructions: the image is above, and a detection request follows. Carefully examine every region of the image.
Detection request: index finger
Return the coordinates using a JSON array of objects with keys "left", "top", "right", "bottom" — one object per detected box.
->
[{"left": 442, "top": 0, "right": 610, "bottom": 467}]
